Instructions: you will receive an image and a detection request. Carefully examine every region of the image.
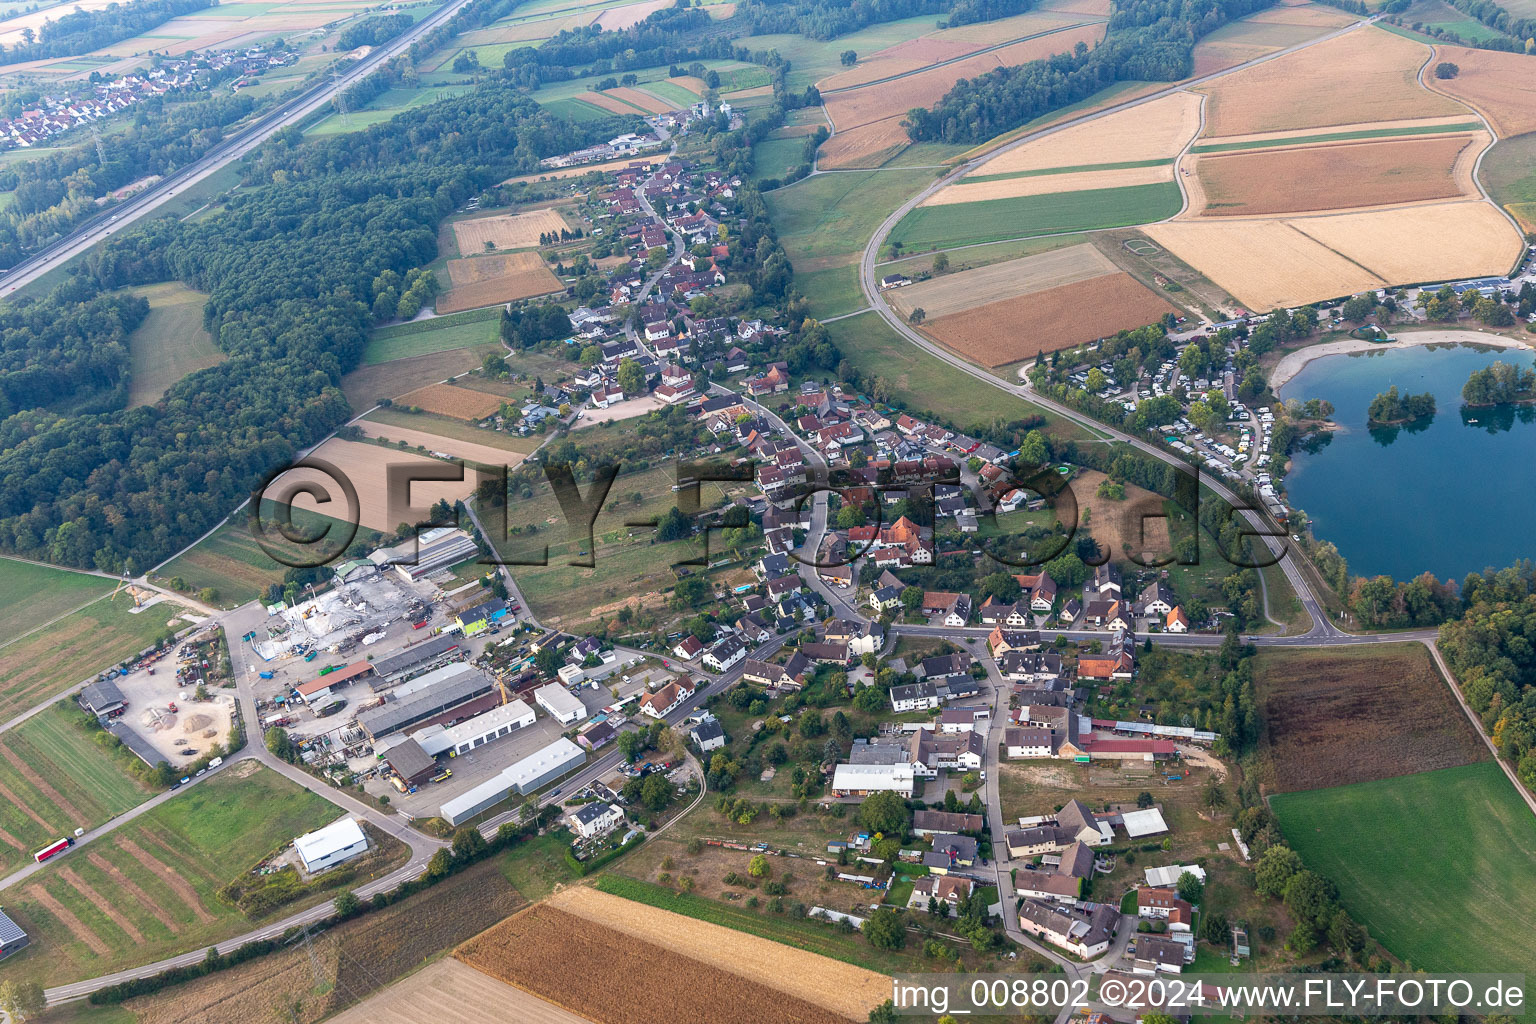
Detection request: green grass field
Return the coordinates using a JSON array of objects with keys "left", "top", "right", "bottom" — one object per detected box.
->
[
  {"left": 0, "top": 765, "right": 371, "bottom": 989},
  {"left": 125, "top": 282, "right": 222, "bottom": 407},
  {"left": 0, "top": 706, "right": 154, "bottom": 875},
  {"left": 794, "top": 263, "right": 865, "bottom": 319},
  {"left": 889, "top": 181, "right": 1183, "bottom": 252},
  {"left": 765, "top": 168, "right": 933, "bottom": 270},
  {"left": 736, "top": 14, "right": 948, "bottom": 92},
  {"left": 1387, "top": 0, "right": 1516, "bottom": 41},
  {"left": 539, "top": 95, "right": 613, "bottom": 123},
  {"left": 362, "top": 308, "right": 504, "bottom": 365},
  {"left": 878, "top": 232, "right": 1087, "bottom": 276},
  {"left": 0, "top": 593, "right": 182, "bottom": 726},
  {"left": 750, "top": 136, "right": 808, "bottom": 183},
  {"left": 307, "top": 84, "right": 474, "bottom": 136},
  {"left": 1192, "top": 121, "right": 1483, "bottom": 153},
  {"left": 642, "top": 79, "right": 701, "bottom": 107},
  {"left": 967, "top": 157, "right": 1173, "bottom": 183},
  {"left": 1480, "top": 131, "right": 1536, "bottom": 232},
  {"left": 0, "top": 558, "right": 113, "bottom": 639},
  {"left": 1271, "top": 762, "right": 1536, "bottom": 975}
]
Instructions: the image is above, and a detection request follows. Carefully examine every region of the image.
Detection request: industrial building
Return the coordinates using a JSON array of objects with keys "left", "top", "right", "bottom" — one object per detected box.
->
[
  {"left": 296, "top": 661, "right": 373, "bottom": 704},
  {"left": 409, "top": 699, "right": 536, "bottom": 756},
  {"left": 534, "top": 683, "right": 588, "bottom": 725},
  {"left": 357, "top": 665, "right": 494, "bottom": 740},
  {"left": 384, "top": 737, "right": 437, "bottom": 786},
  {"left": 294, "top": 818, "right": 369, "bottom": 873},
  {"left": 391, "top": 662, "right": 482, "bottom": 702},
  {"left": 0, "top": 908, "right": 29, "bottom": 961},
  {"left": 370, "top": 526, "right": 480, "bottom": 581},
  {"left": 78, "top": 679, "right": 126, "bottom": 719},
  {"left": 830, "top": 762, "right": 915, "bottom": 797},
  {"left": 439, "top": 738, "right": 585, "bottom": 825},
  {"left": 371, "top": 635, "right": 462, "bottom": 684}
]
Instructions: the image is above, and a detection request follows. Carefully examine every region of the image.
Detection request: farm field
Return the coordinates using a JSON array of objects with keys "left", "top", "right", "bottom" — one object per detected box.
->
[
  {"left": 0, "top": 765, "right": 371, "bottom": 990},
  {"left": 1480, "top": 129, "right": 1536, "bottom": 232},
  {"left": 887, "top": 243, "right": 1118, "bottom": 318},
  {"left": 1192, "top": 133, "right": 1478, "bottom": 216},
  {"left": 393, "top": 381, "right": 503, "bottom": 420},
  {"left": 878, "top": 232, "right": 1090, "bottom": 277},
  {"left": 0, "top": 594, "right": 185, "bottom": 726},
  {"left": 819, "top": 21, "right": 1108, "bottom": 168},
  {"left": 792, "top": 263, "right": 863, "bottom": 318},
  {"left": 438, "top": 252, "right": 563, "bottom": 313},
  {"left": 0, "top": 558, "right": 113, "bottom": 639},
  {"left": 125, "top": 282, "right": 223, "bottom": 408},
  {"left": 450, "top": 208, "right": 572, "bottom": 253},
  {"left": 764, "top": 167, "right": 931, "bottom": 270},
  {"left": 1254, "top": 644, "right": 1487, "bottom": 793},
  {"left": 964, "top": 91, "right": 1200, "bottom": 178},
  {"left": 307, "top": 83, "right": 474, "bottom": 137},
  {"left": 1272, "top": 762, "right": 1536, "bottom": 976},
  {"left": 329, "top": 958, "right": 587, "bottom": 1024},
  {"left": 607, "top": 85, "right": 676, "bottom": 113},
  {"left": 361, "top": 308, "right": 504, "bottom": 366},
  {"left": 1289, "top": 199, "right": 1521, "bottom": 286},
  {"left": 1188, "top": 2, "right": 1356, "bottom": 75},
  {"left": 356, "top": 411, "right": 538, "bottom": 467},
  {"left": 921, "top": 272, "right": 1177, "bottom": 367},
  {"left": 1424, "top": 44, "right": 1536, "bottom": 137},
  {"left": 889, "top": 181, "right": 1183, "bottom": 252},
  {"left": 266, "top": 438, "right": 476, "bottom": 533},
  {"left": 926, "top": 162, "right": 1173, "bottom": 205},
  {"left": 0, "top": 705, "right": 154, "bottom": 876},
  {"left": 1387, "top": 0, "right": 1513, "bottom": 43},
  {"left": 750, "top": 136, "right": 807, "bottom": 182},
  {"left": 1194, "top": 26, "right": 1465, "bottom": 137},
  {"left": 126, "top": 855, "right": 529, "bottom": 1024},
  {"left": 1189, "top": 116, "right": 1482, "bottom": 151},
  {"left": 456, "top": 896, "right": 880, "bottom": 1024}
]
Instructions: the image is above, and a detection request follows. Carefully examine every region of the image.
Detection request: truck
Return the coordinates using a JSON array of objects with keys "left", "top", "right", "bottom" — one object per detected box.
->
[
  {"left": 208, "top": 756, "right": 224, "bottom": 769},
  {"left": 258, "top": 671, "right": 274, "bottom": 680},
  {"left": 304, "top": 651, "right": 318, "bottom": 662},
  {"left": 34, "top": 837, "right": 73, "bottom": 863}
]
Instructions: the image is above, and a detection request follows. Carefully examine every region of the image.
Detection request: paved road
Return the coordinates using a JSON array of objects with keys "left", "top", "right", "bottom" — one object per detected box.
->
[{"left": 0, "top": 0, "right": 478, "bottom": 297}]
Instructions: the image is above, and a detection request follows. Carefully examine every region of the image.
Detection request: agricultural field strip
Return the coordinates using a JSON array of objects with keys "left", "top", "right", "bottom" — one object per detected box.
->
[
  {"left": 965, "top": 156, "right": 1172, "bottom": 182},
  {"left": 1193, "top": 118, "right": 1483, "bottom": 151},
  {"left": 922, "top": 162, "right": 1174, "bottom": 207},
  {"left": 886, "top": 242, "right": 1117, "bottom": 318}
]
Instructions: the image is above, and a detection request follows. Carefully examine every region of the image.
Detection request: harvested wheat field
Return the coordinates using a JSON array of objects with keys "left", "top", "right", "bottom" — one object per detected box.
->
[
  {"left": 922, "top": 272, "right": 1177, "bottom": 367},
  {"left": 547, "top": 887, "right": 887, "bottom": 1020},
  {"left": 395, "top": 382, "right": 503, "bottom": 420},
  {"left": 888, "top": 242, "right": 1117, "bottom": 318},
  {"left": 670, "top": 75, "right": 707, "bottom": 95},
  {"left": 929, "top": 162, "right": 1173, "bottom": 206},
  {"left": 452, "top": 209, "right": 571, "bottom": 252},
  {"left": 266, "top": 439, "right": 475, "bottom": 532},
  {"left": 355, "top": 421, "right": 530, "bottom": 469},
  {"left": 1197, "top": 113, "right": 1477, "bottom": 147},
  {"left": 439, "top": 252, "right": 563, "bottom": 313},
  {"left": 1194, "top": 133, "right": 1477, "bottom": 216},
  {"left": 329, "top": 958, "right": 591, "bottom": 1024},
  {"left": 595, "top": 0, "right": 671, "bottom": 30},
  {"left": 819, "top": 37, "right": 979, "bottom": 91},
  {"left": 820, "top": 23, "right": 1107, "bottom": 168},
  {"left": 1189, "top": 4, "right": 1356, "bottom": 74},
  {"left": 456, "top": 903, "right": 869, "bottom": 1024},
  {"left": 576, "top": 90, "right": 642, "bottom": 115},
  {"left": 1195, "top": 26, "right": 1466, "bottom": 136},
  {"left": 970, "top": 91, "right": 1200, "bottom": 177},
  {"left": 1290, "top": 199, "right": 1522, "bottom": 284},
  {"left": 608, "top": 86, "right": 677, "bottom": 114},
  {"left": 1145, "top": 218, "right": 1385, "bottom": 309},
  {"left": 1036, "top": 0, "right": 1110, "bottom": 14},
  {"left": 1425, "top": 45, "right": 1536, "bottom": 137}
]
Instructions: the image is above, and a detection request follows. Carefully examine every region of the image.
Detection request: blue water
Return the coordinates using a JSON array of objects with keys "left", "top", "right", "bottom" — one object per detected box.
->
[{"left": 1278, "top": 343, "right": 1536, "bottom": 583}]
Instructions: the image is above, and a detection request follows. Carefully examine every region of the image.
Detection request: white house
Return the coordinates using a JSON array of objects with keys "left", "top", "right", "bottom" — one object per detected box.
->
[
  {"left": 702, "top": 635, "right": 746, "bottom": 672},
  {"left": 568, "top": 802, "right": 625, "bottom": 839},
  {"left": 534, "top": 683, "right": 588, "bottom": 726}
]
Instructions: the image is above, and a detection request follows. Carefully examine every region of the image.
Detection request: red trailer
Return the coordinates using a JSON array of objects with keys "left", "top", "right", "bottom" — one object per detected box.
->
[{"left": 34, "top": 837, "right": 72, "bottom": 863}]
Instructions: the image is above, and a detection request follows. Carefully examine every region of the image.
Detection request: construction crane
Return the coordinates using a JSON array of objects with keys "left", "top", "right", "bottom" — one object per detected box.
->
[
  {"left": 109, "top": 574, "right": 143, "bottom": 608},
  {"left": 496, "top": 674, "right": 512, "bottom": 706}
]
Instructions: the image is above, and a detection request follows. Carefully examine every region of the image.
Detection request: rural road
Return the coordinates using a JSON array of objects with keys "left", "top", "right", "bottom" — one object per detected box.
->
[{"left": 0, "top": 0, "right": 479, "bottom": 297}]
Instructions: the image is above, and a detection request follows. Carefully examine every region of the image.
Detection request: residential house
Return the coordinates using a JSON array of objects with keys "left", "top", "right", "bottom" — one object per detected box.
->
[
  {"left": 568, "top": 802, "right": 625, "bottom": 839},
  {"left": 638, "top": 678, "right": 697, "bottom": 719},
  {"left": 703, "top": 635, "right": 746, "bottom": 672},
  {"left": 909, "top": 874, "right": 973, "bottom": 913}
]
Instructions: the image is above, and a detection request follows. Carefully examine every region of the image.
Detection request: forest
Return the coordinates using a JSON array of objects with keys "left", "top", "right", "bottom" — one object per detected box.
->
[
  {"left": 731, "top": 0, "right": 1023, "bottom": 39},
  {"left": 0, "top": 290, "right": 147, "bottom": 416},
  {"left": 0, "top": 84, "right": 607, "bottom": 573},
  {"left": 1462, "top": 360, "right": 1536, "bottom": 407},
  {"left": 1366, "top": 385, "right": 1435, "bottom": 425},
  {"left": 501, "top": 5, "right": 737, "bottom": 83},
  {"left": 0, "top": 0, "right": 211, "bottom": 63},
  {"left": 336, "top": 12, "right": 414, "bottom": 51},
  {"left": 904, "top": 0, "right": 1275, "bottom": 142}
]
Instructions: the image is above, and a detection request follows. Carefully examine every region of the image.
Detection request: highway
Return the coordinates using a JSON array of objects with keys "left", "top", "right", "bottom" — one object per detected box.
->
[{"left": 0, "top": 0, "right": 477, "bottom": 297}]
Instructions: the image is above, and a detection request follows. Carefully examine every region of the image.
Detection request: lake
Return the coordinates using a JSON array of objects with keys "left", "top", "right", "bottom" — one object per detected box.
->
[{"left": 1278, "top": 342, "right": 1536, "bottom": 582}]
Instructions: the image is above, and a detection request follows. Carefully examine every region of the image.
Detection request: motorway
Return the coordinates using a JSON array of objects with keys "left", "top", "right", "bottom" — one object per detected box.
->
[{"left": 0, "top": 0, "right": 477, "bottom": 297}]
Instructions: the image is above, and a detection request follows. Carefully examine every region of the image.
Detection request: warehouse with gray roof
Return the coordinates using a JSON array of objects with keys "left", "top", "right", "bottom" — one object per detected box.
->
[
  {"left": 371, "top": 635, "right": 462, "bottom": 686},
  {"left": 358, "top": 666, "right": 494, "bottom": 740},
  {"left": 439, "top": 737, "right": 585, "bottom": 825}
]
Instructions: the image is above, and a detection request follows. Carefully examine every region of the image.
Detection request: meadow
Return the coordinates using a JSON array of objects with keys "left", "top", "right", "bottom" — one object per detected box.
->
[
  {"left": 764, "top": 168, "right": 932, "bottom": 270},
  {"left": 0, "top": 558, "right": 113, "bottom": 638},
  {"left": 0, "top": 765, "right": 376, "bottom": 990},
  {"left": 361, "top": 307, "right": 504, "bottom": 365},
  {"left": 1481, "top": 130, "right": 1536, "bottom": 232},
  {"left": 1272, "top": 762, "right": 1536, "bottom": 975},
  {"left": 889, "top": 181, "right": 1183, "bottom": 252},
  {"left": 793, "top": 263, "right": 865, "bottom": 319},
  {"left": 124, "top": 282, "right": 222, "bottom": 407}
]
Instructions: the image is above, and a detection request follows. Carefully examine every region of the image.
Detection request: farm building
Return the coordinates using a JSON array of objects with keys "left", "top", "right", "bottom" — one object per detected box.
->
[
  {"left": 1118, "top": 808, "right": 1170, "bottom": 837},
  {"left": 294, "top": 818, "right": 369, "bottom": 873},
  {"left": 357, "top": 665, "right": 495, "bottom": 740},
  {"left": 371, "top": 636, "right": 463, "bottom": 684},
  {"left": 78, "top": 679, "right": 126, "bottom": 719},
  {"left": 1145, "top": 863, "right": 1205, "bottom": 888},
  {"left": 534, "top": 683, "right": 588, "bottom": 725},
  {"left": 383, "top": 736, "right": 437, "bottom": 786},
  {"left": 0, "top": 908, "right": 28, "bottom": 961},
  {"left": 439, "top": 738, "right": 586, "bottom": 825},
  {"left": 370, "top": 527, "right": 479, "bottom": 581},
  {"left": 409, "top": 699, "right": 536, "bottom": 757}
]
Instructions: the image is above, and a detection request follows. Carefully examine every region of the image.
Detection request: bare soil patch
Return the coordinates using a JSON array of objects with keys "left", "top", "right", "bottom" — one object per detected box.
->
[
  {"left": 342, "top": 348, "right": 485, "bottom": 409},
  {"left": 1194, "top": 133, "right": 1474, "bottom": 216},
  {"left": 329, "top": 958, "right": 589, "bottom": 1024},
  {"left": 576, "top": 90, "right": 641, "bottom": 115},
  {"left": 57, "top": 865, "right": 143, "bottom": 942},
  {"left": 971, "top": 91, "right": 1200, "bottom": 176},
  {"left": 670, "top": 75, "right": 707, "bottom": 95},
  {"left": 395, "top": 381, "right": 503, "bottom": 420},
  {"left": 1425, "top": 44, "right": 1536, "bottom": 137},
  {"left": 0, "top": 827, "right": 23, "bottom": 850},
  {"left": 353, "top": 421, "right": 528, "bottom": 470},
  {"left": 25, "top": 883, "right": 109, "bottom": 954},
  {"left": 888, "top": 242, "right": 1116, "bottom": 318},
  {"left": 1195, "top": 26, "right": 1466, "bottom": 136},
  {"left": 1256, "top": 645, "right": 1488, "bottom": 793},
  {"left": 457, "top": 903, "right": 861, "bottom": 1024},
  {"left": 0, "top": 779, "right": 53, "bottom": 829},
  {"left": 451, "top": 209, "right": 570, "bottom": 253},
  {"left": 121, "top": 838, "right": 215, "bottom": 923},
  {"left": 1067, "top": 468, "right": 1173, "bottom": 561},
  {"left": 922, "top": 271, "right": 1177, "bottom": 366},
  {"left": 440, "top": 252, "right": 563, "bottom": 313},
  {"left": 88, "top": 851, "right": 179, "bottom": 932}
]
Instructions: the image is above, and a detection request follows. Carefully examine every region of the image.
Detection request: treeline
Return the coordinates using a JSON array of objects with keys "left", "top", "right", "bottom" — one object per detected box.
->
[
  {"left": 0, "top": 85, "right": 607, "bottom": 573},
  {"left": 1430, "top": 0, "right": 1536, "bottom": 52},
  {"left": 409, "top": 0, "right": 519, "bottom": 64},
  {"left": 1463, "top": 360, "right": 1536, "bottom": 406},
  {"left": 335, "top": 11, "right": 413, "bottom": 50},
  {"left": 734, "top": 0, "right": 949, "bottom": 40},
  {"left": 0, "top": 91, "right": 258, "bottom": 269},
  {"left": 0, "top": 290, "right": 147, "bottom": 415},
  {"left": 905, "top": 0, "right": 1275, "bottom": 143},
  {"left": 501, "top": 5, "right": 737, "bottom": 84},
  {"left": 0, "top": 0, "right": 211, "bottom": 63}
]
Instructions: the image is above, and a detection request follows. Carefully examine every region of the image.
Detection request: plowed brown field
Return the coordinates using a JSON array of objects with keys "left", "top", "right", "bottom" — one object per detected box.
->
[
  {"left": 456, "top": 904, "right": 855, "bottom": 1024},
  {"left": 1425, "top": 44, "right": 1536, "bottom": 137},
  {"left": 439, "top": 252, "right": 563, "bottom": 313},
  {"left": 922, "top": 272, "right": 1176, "bottom": 366},
  {"left": 395, "top": 382, "right": 504, "bottom": 420},
  {"left": 1195, "top": 134, "right": 1475, "bottom": 216}
]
